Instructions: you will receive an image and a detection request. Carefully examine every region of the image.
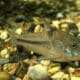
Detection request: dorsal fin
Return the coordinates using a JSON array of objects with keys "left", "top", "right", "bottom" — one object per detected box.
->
[{"left": 42, "top": 18, "right": 57, "bottom": 32}]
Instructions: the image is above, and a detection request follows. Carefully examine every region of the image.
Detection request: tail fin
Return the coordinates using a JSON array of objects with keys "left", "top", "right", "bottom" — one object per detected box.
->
[
  {"left": 42, "top": 18, "right": 57, "bottom": 32},
  {"left": 6, "top": 27, "right": 17, "bottom": 47}
]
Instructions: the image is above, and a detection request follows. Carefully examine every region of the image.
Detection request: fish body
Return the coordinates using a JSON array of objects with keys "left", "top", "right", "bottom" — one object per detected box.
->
[{"left": 9, "top": 29, "right": 80, "bottom": 62}]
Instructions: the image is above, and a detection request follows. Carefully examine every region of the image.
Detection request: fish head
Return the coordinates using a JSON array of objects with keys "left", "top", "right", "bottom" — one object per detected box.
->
[
  {"left": 61, "top": 35, "right": 80, "bottom": 61},
  {"left": 51, "top": 31, "right": 80, "bottom": 62}
]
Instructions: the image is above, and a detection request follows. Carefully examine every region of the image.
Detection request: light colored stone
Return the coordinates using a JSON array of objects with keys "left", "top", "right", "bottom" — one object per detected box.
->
[
  {"left": 48, "top": 66, "right": 61, "bottom": 75},
  {"left": 28, "top": 64, "right": 49, "bottom": 80},
  {"left": 3, "top": 63, "right": 19, "bottom": 75},
  {"left": 30, "top": 51, "right": 34, "bottom": 55},
  {"left": 52, "top": 20, "right": 60, "bottom": 29},
  {"left": 0, "top": 48, "right": 9, "bottom": 58},
  {"left": 15, "top": 77, "right": 22, "bottom": 80},
  {"left": 5, "top": 54, "right": 9, "bottom": 58},
  {"left": 71, "top": 76, "right": 80, "bottom": 80},
  {"left": 76, "top": 22, "right": 80, "bottom": 32},
  {"left": 65, "top": 18, "right": 73, "bottom": 23},
  {"left": 34, "top": 24, "right": 43, "bottom": 32},
  {"left": 23, "top": 74, "right": 29, "bottom": 80},
  {"left": 60, "top": 23, "right": 68, "bottom": 32},
  {"left": 0, "top": 71, "right": 11, "bottom": 80},
  {"left": 0, "top": 30, "right": 8, "bottom": 39},
  {"left": 51, "top": 71, "right": 65, "bottom": 79},
  {"left": 76, "top": 0, "right": 80, "bottom": 9},
  {"left": 40, "top": 60, "right": 50, "bottom": 66},
  {"left": 15, "top": 28, "right": 22, "bottom": 35},
  {"left": 57, "top": 12, "right": 64, "bottom": 18},
  {"left": 68, "top": 67, "right": 75, "bottom": 73}
]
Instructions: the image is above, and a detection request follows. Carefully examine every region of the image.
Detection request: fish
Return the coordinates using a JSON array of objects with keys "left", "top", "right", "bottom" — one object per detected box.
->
[
  {"left": 0, "top": 24, "right": 80, "bottom": 64},
  {"left": 7, "top": 28, "right": 80, "bottom": 62}
]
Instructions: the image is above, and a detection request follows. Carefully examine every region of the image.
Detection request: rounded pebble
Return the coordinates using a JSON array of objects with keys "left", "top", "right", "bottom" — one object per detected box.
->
[
  {"left": 0, "top": 30, "right": 8, "bottom": 39},
  {"left": 34, "top": 25, "right": 43, "bottom": 32},
  {"left": 40, "top": 60, "right": 50, "bottom": 66},
  {"left": 28, "top": 64, "right": 50, "bottom": 80},
  {"left": 0, "top": 71, "right": 12, "bottom": 80},
  {"left": 15, "top": 28, "right": 22, "bottom": 35},
  {"left": 0, "top": 48, "right": 9, "bottom": 58}
]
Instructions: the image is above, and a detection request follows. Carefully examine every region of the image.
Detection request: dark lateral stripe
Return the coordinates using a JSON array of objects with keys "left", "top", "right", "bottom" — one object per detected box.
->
[{"left": 17, "top": 39, "right": 48, "bottom": 44}]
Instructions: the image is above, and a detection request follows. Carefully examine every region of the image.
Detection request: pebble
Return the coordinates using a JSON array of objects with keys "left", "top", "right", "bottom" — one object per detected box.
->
[
  {"left": 34, "top": 24, "right": 43, "bottom": 32},
  {"left": 28, "top": 64, "right": 50, "bottom": 80},
  {"left": 23, "top": 74, "right": 29, "bottom": 80},
  {"left": 76, "top": 22, "right": 80, "bottom": 32},
  {"left": 76, "top": 0, "right": 80, "bottom": 9},
  {"left": 56, "top": 12, "right": 64, "bottom": 19},
  {"left": 51, "top": 71, "right": 67, "bottom": 80},
  {"left": 0, "top": 48, "right": 9, "bottom": 58},
  {"left": 0, "top": 71, "right": 12, "bottom": 80},
  {"left": 15, "top": 77, "right": 22, "bottom": 80},
  {"left": 60, "top": 23, "right": 68, "bottom": 32},
  {"left": 0, "top": 30, "right": 8, "bottom": 39},
  {"left": 40, "top": 60, "right": 50, "bottom": 66},
  {"left": 48, "top": 66, "right": 61, "bottom": 75},
  {"left": 3, "top": 63, "right": 19, "bottom": 75},
  {"left": 68, "top": 67, "right": 75, "bottom": 73},
  {"left": 52, "top": 20, "right": 60, "bottom": 29},
  {"left": 15, "top": 28, "right": 22, "bottom": 35},
  {"left": 71, "top": 76, "right": 80, "bottom": 80}
]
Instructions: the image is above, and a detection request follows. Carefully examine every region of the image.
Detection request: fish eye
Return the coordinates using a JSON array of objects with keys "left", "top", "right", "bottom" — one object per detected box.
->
[{"left": 72, "top": 44, "right": 77, "bottom": 48}]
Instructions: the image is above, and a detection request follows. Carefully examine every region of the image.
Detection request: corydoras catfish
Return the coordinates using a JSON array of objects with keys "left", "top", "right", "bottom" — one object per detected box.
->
[{"left": 0, "top": 27, "right": 80, "bottom": 64}]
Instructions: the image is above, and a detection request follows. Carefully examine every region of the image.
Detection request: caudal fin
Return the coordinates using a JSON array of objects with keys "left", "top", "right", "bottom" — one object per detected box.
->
[{"left": 6, "top": 28, "right": 17, "bottom": 47}]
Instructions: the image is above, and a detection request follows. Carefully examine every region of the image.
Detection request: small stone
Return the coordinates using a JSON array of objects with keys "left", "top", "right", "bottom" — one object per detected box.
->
[
  {"left": 24, "top": 59, "right": 38, "bottom": 66},
  {"left": 30, "top": 51, "right": 34, "bottom": 55},
  {"left": 57, "top": 12, "right": 64, "bottom": 19},
  {"left": 23, "top": 74, "right": 29, "bottom": 80},
  {"left": 76, "top": 0, "right": 80, "bottom": 9},
  {"left": 34, "top": 24, "right": 43, "bottom": 32},
  {"left": 63, "top": 18, "right": 73, "bottom": 23},
  {"left": 71, "top": 76, "right": 80, "bottom": 80},
  {"left": 48, "top": 66, "right": 61, "bottom": 75},
  {"left": 3, "top": 63, "right": 19, "bottom": 75},
  {"left": 40, "top": 60, "right": 50, "bottom": 66},
  {"left": 15, "top": 77, "right": 22, "bottom": 80},
  {"left": 0, "top": 48, "right": 9, "bottom": 58},
  {"left": 5, "top": 54, "right": 9, "bottom": 58},
  {"left": 76, "top": 22, "right": 80, "bottom": 32},
  {"left": 51, "top": 71, "right": 65, "bottom": 79},
  {"left": 52, "top": 20, "right": 60, "bottom": 29},
  {"left": 15, "top": 28, "right": 22, "bottom": 35},
  {"left": 68, "top": 67, "right": 75, "bottom": 73},
  {"left": 0, "top": 71, "right": 12, "bottom": 80},
  {"left": 0, "top": 30, "right": 8, "bottom": 39},
  {"left": 60, "top": 23, "right": 68, "bottom": 32},
  {"left": 28, "top": 64, "right": 50, "bottom": 80}
]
